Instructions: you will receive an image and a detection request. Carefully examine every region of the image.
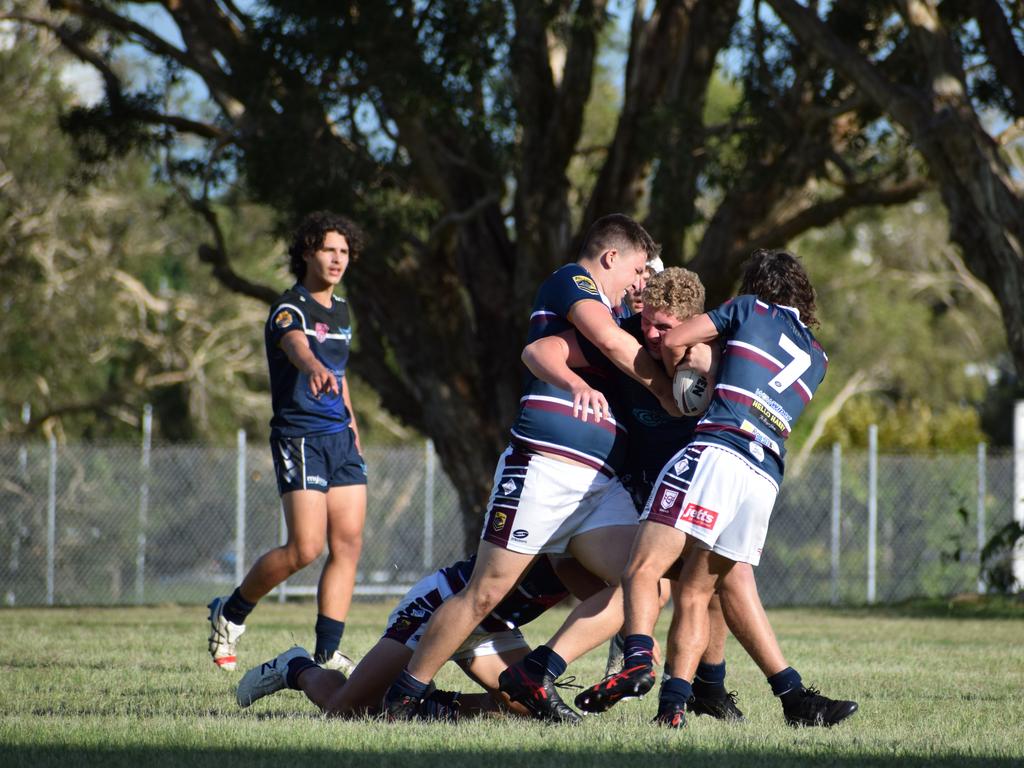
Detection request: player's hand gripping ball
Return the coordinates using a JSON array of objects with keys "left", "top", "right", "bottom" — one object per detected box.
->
[{"left": 672, "top": 366, "right": 713, "bottom": 416}]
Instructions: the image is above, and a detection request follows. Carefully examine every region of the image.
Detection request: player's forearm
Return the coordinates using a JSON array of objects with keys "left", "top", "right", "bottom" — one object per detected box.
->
[
  {"left": 281, "top": 334, "right": 324, "bottom": 376},
  {"left": 522, "top": 340, "right": 588, "bottom": 392}
]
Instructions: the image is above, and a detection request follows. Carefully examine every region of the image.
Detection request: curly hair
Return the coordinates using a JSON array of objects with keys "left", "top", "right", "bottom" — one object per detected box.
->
[
  {"left": 579, "top": 213, "right": 658, "bottom": 262},
  {"left": 738, "top": 249, "right": 819, "bottom": 328},
  {"left": 288, "top": 211, "right": 365, "bottom": 281},
  {"left": 643, "top": 267, "right": 705, "bottom": 321}
]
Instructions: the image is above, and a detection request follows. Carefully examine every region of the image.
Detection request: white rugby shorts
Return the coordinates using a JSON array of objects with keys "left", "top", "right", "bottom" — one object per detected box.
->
[
  {"left": 641, "top": 443, "right": 778, "bottom": 565},
  {"left": 481, "top": 446, "right": 638, "bottom": 555},
  {"left": 381, "top": 569, "right": 529, "bottom": 660}
]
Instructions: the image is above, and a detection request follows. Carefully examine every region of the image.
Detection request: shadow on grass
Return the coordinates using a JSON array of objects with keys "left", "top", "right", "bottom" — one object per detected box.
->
[{"left": 2, "top": 745, "right": 1018, "bottom": 768}]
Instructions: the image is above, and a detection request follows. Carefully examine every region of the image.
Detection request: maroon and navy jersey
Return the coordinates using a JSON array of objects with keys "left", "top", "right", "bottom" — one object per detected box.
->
[
  {"left": 510, "top": 264, "right": 628, "bottom": 476},
  {"left": 440, "top": 554, "right": 569, "bottom": 632},
  {"left": 695, "top": 295, "right": 827, "bottom": 484},
  {"left": 265, "top": 284, "right": 353, "bottom": 439}
]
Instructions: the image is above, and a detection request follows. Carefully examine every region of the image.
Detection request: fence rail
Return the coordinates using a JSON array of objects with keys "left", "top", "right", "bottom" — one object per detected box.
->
[{"left": 0, "top": 432, "right": 1018, "bottom": 608}]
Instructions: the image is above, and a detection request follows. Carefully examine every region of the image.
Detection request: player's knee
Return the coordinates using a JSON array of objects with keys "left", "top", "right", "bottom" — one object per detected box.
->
[
  {"left": 463, "top": 584, "right": 506, "bottom": 618},
  {"left": 289, "top": 541, "right": 324, "bottom": 569}
]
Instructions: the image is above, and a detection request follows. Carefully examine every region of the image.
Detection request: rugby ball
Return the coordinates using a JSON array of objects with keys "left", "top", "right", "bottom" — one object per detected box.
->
[{"left": 672, "top": 365, "right": 713, "bottom": 416}]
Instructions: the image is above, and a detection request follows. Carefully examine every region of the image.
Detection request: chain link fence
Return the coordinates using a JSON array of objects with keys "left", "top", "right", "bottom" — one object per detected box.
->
[{"left": 0, "top": 433, "right": 1018, "bottom": 608}]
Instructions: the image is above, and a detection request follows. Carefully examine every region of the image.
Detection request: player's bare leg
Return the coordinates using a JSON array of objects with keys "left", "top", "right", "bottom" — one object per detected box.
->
[
  {"left": 573, "top": 522, "right": 685, "bottom": 714},
  {"left": 384, "top": 542, "right": 535, "bottom": 717},
  {"left": 315, "top": 483, "right": 366, "bottom": 667},
  {"left": 208, "top": 491, "right": 326, "bottom": 670}
]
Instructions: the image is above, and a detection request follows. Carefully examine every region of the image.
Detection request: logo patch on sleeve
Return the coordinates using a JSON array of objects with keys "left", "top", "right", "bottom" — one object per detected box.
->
[
  {"left": 572, "top": 275, "right": 600, "bottom": 295},
  {"left": 274, "top": 310, "right": 294, "bottom": 328},
  {"left": 680, "top": 503, "right": 718, "bottom": 530}
]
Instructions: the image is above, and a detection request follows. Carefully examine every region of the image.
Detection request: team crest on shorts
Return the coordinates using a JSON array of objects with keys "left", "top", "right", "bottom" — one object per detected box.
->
[
  {"left": 274, "top": 310, "right": 294, "bottom": 328},
  {"left": 660, "top": 489, "right": 679, "bottom": 509},
  {"left": 492, "top": 511, "right": 507, "bottom": 532},
  {"left": 315, "top": 322, "right": 329, "bottom": 343}
]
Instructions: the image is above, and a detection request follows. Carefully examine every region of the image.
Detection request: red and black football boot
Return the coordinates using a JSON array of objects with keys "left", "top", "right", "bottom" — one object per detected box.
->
[
  {"left": 652, "top": 700, "right": 687, "bottom": 728},
  {"left": 498, "top": 662, "right": 582, "bottom": 724},
  {"left": 574, "top": 664, "right": 656, "bottom": 714}
]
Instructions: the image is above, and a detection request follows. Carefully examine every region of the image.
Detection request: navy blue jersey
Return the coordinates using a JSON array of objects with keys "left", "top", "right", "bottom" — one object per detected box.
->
[
  {"left": 510, "top": 264, "right": 628, "bottom": 475},
  {"left": 440, "top": 555, "right": 569, "bottom": 632},
  {"left": 265, "top": 284, "right": 353, "bottom": 438},
  {"left": 695, "top": 295, "right": 827, "bottom": 483},
  {"left": 613, "top": 315, "right": 701, "bottom": 504}
]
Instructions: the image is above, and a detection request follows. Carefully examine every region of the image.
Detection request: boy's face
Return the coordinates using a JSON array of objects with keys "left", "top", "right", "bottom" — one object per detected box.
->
[
  {"left": 304, "top": 230, "right": 350, "bottom": 286},
  {"left": 605, "top": 247, "right": 648, "bottom": 301},
  {"left": 640, "top": 304, "right": 685, "bottom": 357}
]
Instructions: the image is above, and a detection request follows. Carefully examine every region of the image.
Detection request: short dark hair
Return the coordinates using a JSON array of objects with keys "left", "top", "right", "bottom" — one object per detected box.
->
[
  {"left": 287, "top": 211, "right": 365, "bottom": 281},
  {"left": 739, "top": 248, "right": 819, "bottom": 328},
  {"left": 579, "top": 213, "right": 657, "bottom": 262}
]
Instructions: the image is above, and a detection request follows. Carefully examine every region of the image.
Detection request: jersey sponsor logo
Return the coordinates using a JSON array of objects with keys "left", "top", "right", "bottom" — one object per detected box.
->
[
  {"left": 681, "top": 503, "right": 718, "bottom": 530},
  {"left": 749, "top": 442, "right": 765, "bottom": 461},
  {"left": 660, "top": 489, "right": 679, "bottom": 509},
  {"left": 751, "top": 399, "right": 788, "bottom": 435},
  {"left": 753, "top": 388, "right": 793, "bottom": 423},
  {"left": 633, "top": 408, "right": 671, "bottom": 427},
  {"left": 305, "top": 474, "right": 327, "bottom": 487},
  {"left": 740, "top": 419, "right": 781, "bottom": 454},
  {"left": 492, "top": 511, "right": 507, "bottom": 532},
  {"left": 512, "top": 529, "right": 529, "bottom": 540},
  {"left": 572, "top": 275, "right": 600, "bottom": 295},
  {"left": 274, "top": 309, "right": 295, "bottom": 328},
  {"left": 315, "top": 322, "right": 329, "bottom": 343}
]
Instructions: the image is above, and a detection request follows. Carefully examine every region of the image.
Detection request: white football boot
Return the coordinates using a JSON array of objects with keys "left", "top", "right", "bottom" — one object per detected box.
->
[
  {"left": 207, "top": 596, "right": 246, "bottom": 671},
  {"left": 320, "top": 650, "right": 356, "bottom": 676},
  {"left": 236, "top": 646, "right": 312, "bottom": 708}
]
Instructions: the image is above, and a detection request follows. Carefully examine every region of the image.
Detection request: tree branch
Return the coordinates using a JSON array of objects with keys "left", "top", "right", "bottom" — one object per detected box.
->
[{"left": 972, "top": 0, "right": 1024, "bottom": 117}]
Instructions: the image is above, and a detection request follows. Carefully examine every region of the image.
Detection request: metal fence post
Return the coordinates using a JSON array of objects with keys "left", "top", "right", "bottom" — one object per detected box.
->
[
  {"left": 135, "top": 405, "right": 152, "bottom": 604},
  {"left": 867, "top": 425, "right": 878, "bottom": 605},
  {"left": 1014, "top": 402, "right": 1024, "bottom": 591},
  {"left": 18, "top": 402, "right": 29, "bottom": 479},
  {"left": 278, "top": 502, "right": 288, "bottom": 603},
  {"left": 46, "top": 434, "right": 57, "bottom": 606},
  {"left": 831, "top": 443, "right": 842, "bottom": 605},
  {"left": 424, "top": 440, "right": 435, "bottom": 569},
  {"left": 977, "top": 442, "right": 987, "bottom": 595},
  {"left": 235, "top": 429, "right": 247, "bottom": 586}
]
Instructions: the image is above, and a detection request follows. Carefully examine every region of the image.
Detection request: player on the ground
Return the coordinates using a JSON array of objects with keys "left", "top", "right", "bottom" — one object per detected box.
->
[
  {"left": 208, "top": 212, "right": 367, "bottom": 674},
  {"left": 575, "top": 249, "right": 858, "bottom": 728},
  {"left": 383, "top": 214, "right": 679, "bottom": 722},
  {"left": 516, "top": 268, "right": 744, "bottom": 723},
  {"left": 235, "top": 554, "right": 605, "bottom": 720}
]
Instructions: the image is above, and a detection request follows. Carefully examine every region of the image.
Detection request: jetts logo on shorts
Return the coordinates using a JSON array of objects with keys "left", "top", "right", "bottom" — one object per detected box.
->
[
  {"left": 491, "top": 511, "right": 507, "bottom": 532},
  {"left": 305, "top": 474, "right": 328, "bottom": 487},
  {"left": 315, "top": 322, "right": 329, "bottom": 343},
  {"left": 681, "top": 503, "right": 718, "bottom": 530}
]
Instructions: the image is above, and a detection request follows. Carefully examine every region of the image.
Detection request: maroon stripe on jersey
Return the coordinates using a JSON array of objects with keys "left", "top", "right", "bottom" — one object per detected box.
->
[
  {"left": 510, "top": 436, "right": 614, "bottom": 477},
  {"left": 522, "top": 397, "right": 624, "bottom": 436},
  {"left": 754, "top": 301, "right": 769, "bottom": 315},
  {"left": 719, "top": 388, "right": 754, "bottom": 407},
  {"left": 792, "top": 382, "right": 812, "bottom": 405},
  {"left": 728, "top": 344, "right": 782, "bottom": 372},
  {"left": 695, "top": 423, "right": 770, "bottom": 444}
]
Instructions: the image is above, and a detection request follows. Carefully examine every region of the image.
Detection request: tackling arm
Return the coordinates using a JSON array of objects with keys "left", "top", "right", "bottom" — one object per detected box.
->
[
  {"left": 661, "top": 314, "right": 720, "bottom": 374},
  {"left": 568, "top": 300, "right": 681, "bottom": 416},
  {"left": 521, "top": 331, "right": 610, "bottom": 422}
]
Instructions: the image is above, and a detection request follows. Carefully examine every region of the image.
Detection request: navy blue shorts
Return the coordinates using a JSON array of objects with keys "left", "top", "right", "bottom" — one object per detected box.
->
[{"left": 270, "top": 428, "right": 367, "bottom": 495}]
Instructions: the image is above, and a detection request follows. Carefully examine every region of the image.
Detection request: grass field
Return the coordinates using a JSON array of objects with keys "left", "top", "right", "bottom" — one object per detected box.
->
[{"left": 1, "top": 598, "right": 1022, "bottom": 767}]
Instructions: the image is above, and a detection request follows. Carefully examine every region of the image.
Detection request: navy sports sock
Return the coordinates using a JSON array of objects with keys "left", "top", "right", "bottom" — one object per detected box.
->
[
  {"left": 285, "top": 656, "right": 318, "bottom": 690},
  {"left": 389, "top": 669, "right": 431, "bottom": 702},
  {"left": 693, "top": 660, "right": 727, "bottom": 697},
  {"left": 767, "top": 666, "right": 804, "bottom": 706},
  {"left": 523, "top": 645, "right": 567, "bottom": 680},
  {"left": 623, "top": 634, "right": 655, "bottom": 668},
  {"left": 660, "top": 676, "right": 693, "bottom": 707},
  {"left": 313, "top": 614, "right": 346, "bottom": 663},
  {"left": 222, "top": 588, "right": 256, "bottom": 625}
]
